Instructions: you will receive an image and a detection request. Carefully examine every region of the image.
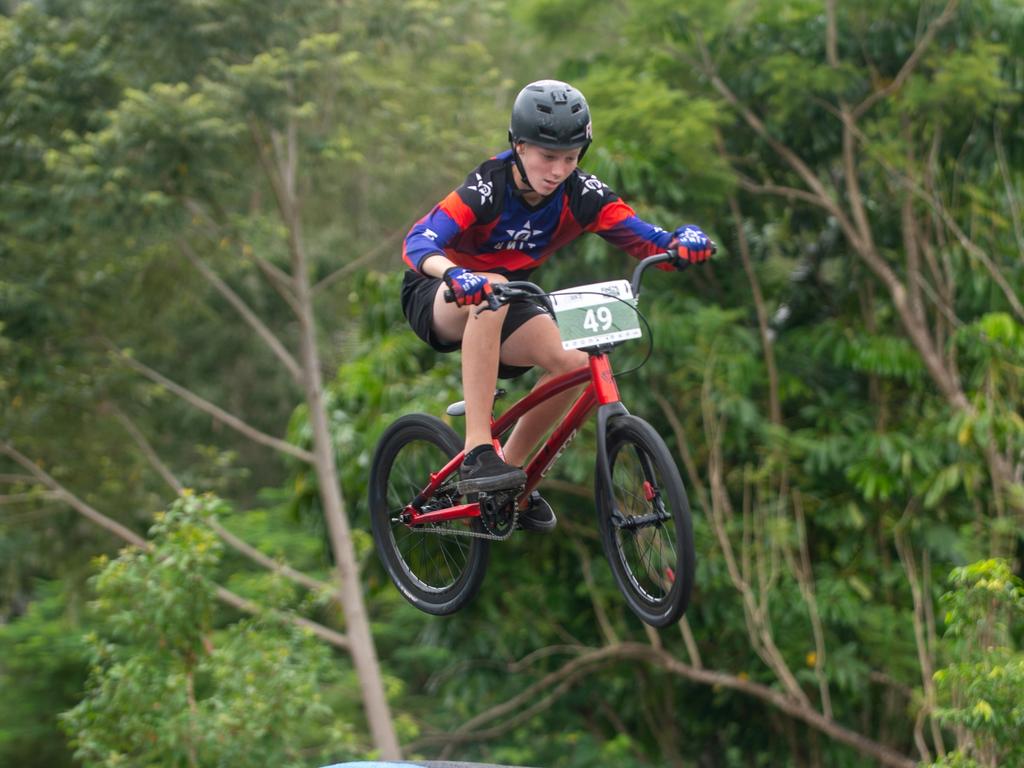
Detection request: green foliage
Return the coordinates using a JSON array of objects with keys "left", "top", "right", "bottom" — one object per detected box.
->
[
  {"left": 4, "top": 0, "right": 1024, "bottom": 765},
  {"left": 0, "top": 581, "right": 89, "bottom": 767},
  {"left": 928, "top": 560, "right": 1024, "bottom": 768},
  {"left": 60, "top": 493, "right": 359, "bottom": 767}
]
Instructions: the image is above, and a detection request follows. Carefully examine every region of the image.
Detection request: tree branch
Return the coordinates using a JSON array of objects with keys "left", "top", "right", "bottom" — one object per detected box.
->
[
  {"left": 825, "top": 0, "right": 839, "bottom": 68},
  {"left": 700, "top": 375, "right": 810, "bottom": 707},
  {"left": 678, "top": 616, "right": 703, "bottom": 670},
  {"left": 0, "top": 441, "right": 149, "bottom": 547},
  {"left": 212, "top": 585, "right": 348, "bottom": 650},
  {"left": 894, "top": 516, "right": 945, "bottom": 761},
  {"left": 735, "top": 174, "right": 832, "bottom": 212},
  {"left": 994, "top": 122, "right": 1024, "bottom": 254},
  {"left": 209, "top": 519, "right": 338, "bottom": 598},
  {"left": 105, "top": 402, "right": 338, "bottom": 598},
  {"left": 251, "top": 252, "right": 303, "bottom": 315},
  {"left": 695, "top": 16, "right": 976, "bottom": 410},
  {"left": 111, "top": 348, "right": 314, "bottom": 464},
  {"left": 691, "top": 30, "right": 856, "bottom": 243},
  {"left": 932, "top": 203, "right": 1024, "bottom": 324},
  {"left": 312, "top": 228, "right": 407, "bottom": 295},
  {"left": 841, "top": 116, "right": 1024, "bottom": 324},
  {"left": 177, "top": 238, "right": 305, "bottom": 385},
  {"left": 791, "top": 491, "right": 832, "bottom": 719},
  {"left": 572, "top": 538, "right": 619, "bottom": 647},
  {"left": 0, "top": 440, "right": 348, "bottom": 651},
  {"left": 250, "top": 118, "right": 296, "bottom": 236},
  {"left": 103, "top": 402, "right": 184, "bottom": 494},
  {"left": 0, "top": 491, "right": 63, "bottom": 504},
  {"left": 411, "top": 643, "right": 916, "bottom": 768},
  {"left": 852, "top": 0, "right": 960, "bottom": 120},
  {"left": 182, "top": 198, "right": 303, "bottom": 316},
  {"left": 721, "top": 175, "right": 781, "bottom": 424}
]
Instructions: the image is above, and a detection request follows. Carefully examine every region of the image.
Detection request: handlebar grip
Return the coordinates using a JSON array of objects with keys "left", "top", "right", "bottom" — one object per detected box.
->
[{"left": 485, "top": 288, "right": 501, "bottom": 312}]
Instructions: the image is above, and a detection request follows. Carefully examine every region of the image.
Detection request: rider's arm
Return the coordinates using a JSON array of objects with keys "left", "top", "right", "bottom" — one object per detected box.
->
[
  {"left": 591, "top": 201, "right": 673, "bottom": 258},
  {"left": 591, "top": 201, "right": 713, "bottom": 266},
  {"left": 403, "top": 159, "right": 504, "bottom": 275},
  {"left": 566, "top": 172, "right": 672, "bottom": 260},
  {"left": 402, "top": 193, "right": 469, "bottom": 275},
  {"left": 419, "top": 253, "right": 457, "bottom": 278}
]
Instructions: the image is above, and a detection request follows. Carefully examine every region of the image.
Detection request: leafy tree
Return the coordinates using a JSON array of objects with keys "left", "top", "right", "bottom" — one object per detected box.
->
[
  {"left": 5, "top": 0, "right": 1023, "bottom": 766},
  {"left": 2, "top": 0, "right": 547, "bottom": 761},
  {"left": 0, "top": 581, "right": 89, "bottom": 768},
  {"left": 927, "top": 559, "right": 1024, "bottom": 768},
  {"left": 60, "top": 493, "right": 359, "bottom": 768}
]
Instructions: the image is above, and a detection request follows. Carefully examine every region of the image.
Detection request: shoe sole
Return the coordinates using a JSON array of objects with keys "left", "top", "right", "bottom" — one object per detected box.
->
[
  {"left": 517, "top": 499, "right": 557, "bottom": 532},
  {"left": 518, "top": 515, "right": 557, "bottom": 532},
  {"left": 457, "top": 472, "right": 527, "bottom": 495}
]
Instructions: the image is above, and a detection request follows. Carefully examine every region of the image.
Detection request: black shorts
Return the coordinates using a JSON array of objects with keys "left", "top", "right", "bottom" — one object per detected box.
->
[{"left": 400, "top": 269, "right": 548, "bottom": 380}]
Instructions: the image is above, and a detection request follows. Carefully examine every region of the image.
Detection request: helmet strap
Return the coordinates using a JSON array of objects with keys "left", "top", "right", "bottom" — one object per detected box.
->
[{"left": 509, "top": 140, "right": 535, "bottom": 195}]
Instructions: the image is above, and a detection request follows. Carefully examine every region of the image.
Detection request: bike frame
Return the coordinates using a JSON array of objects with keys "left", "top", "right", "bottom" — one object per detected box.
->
[{"left": 403, "top": 352, "right": 621, "bottom": 526}]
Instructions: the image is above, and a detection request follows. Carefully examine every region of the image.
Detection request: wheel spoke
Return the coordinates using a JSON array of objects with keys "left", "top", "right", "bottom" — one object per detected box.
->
[
  {"left": 603, "top": 419, "right": 691, "bottom": 621},
  {"left": 383, "top": 439, "right": 471, "bottom": 592}
]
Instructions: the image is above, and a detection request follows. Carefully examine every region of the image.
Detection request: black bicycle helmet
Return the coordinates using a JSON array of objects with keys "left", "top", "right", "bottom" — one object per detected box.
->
[
  {"left": 508, "top": 80, "right": 592, "bottom": 192},
  {"left": 509, "top": 79, "right": 593, "bottom": 152}
]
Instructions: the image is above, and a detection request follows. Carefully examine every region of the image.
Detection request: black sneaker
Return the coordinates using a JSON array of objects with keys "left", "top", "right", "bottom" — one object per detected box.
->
[
  {"left": 518, "top": 491, "right": 557, "bottom": 533},
  {"left": 457, "top": 447, "right": 527, "bottom": 494}
]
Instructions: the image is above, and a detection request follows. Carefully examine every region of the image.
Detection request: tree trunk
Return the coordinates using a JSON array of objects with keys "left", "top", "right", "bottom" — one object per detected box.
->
[
  {"left": 292, "top": 239, "right": 401, "bottom": 759},
  {"left": 267, "top": 114, "right": 401, "bottom": 758}
]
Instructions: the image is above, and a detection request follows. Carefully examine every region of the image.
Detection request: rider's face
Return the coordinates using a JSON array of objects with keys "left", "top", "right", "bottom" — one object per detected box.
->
[{"left": 515, "top": 143, "right": 581, "bottom": 195}]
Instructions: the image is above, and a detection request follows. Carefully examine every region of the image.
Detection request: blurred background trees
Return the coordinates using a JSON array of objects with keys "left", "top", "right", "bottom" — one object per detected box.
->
[{"left": 2, "top": 0, "right": 1021, "bottom": 766}]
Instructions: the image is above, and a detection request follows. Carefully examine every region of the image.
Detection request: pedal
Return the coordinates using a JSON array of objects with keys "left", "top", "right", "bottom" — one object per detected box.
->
[{"left": 477, "top": 489, "right": 520, "bottom": 537}]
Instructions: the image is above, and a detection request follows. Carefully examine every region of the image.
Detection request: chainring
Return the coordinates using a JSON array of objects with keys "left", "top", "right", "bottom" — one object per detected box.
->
[{"left": 477, "top": 489, "right": 520, "bottom": 537}]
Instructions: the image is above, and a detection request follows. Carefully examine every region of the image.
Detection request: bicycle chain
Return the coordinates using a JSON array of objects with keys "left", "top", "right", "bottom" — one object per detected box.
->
[
  {"left": 401, "top": 486, "right": 521, "bottom": 541},
  {"left": 412, "top": 513, "right": 519, "bottom": 542}
]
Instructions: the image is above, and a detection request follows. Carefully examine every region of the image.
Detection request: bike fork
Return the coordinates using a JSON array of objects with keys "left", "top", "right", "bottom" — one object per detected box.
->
[{"left": 590, "top": 353, "right": 630, "bottom": 521}]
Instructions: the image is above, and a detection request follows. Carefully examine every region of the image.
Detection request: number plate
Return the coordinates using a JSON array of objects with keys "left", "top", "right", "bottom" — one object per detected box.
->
[{"left": 550, "top": 279, "right": 641, "bottom": 350}]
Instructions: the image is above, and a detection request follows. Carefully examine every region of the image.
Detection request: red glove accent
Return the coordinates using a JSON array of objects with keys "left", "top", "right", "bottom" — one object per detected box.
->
[{"left": 443, "top": 267, "right": 491, "bottom": 306}]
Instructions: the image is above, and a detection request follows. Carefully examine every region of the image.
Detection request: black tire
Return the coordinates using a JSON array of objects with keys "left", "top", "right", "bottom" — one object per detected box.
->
[
  {"left": 596, "top": 415, "right": 695, "bottom": 627},
  {"left": 369, "top": 414, "right": 489, "bottom": 615}
]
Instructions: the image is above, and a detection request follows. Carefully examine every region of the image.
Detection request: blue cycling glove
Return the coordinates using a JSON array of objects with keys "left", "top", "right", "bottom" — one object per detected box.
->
[
  {"left": 443, "top": 266, "right": 492, "bottom": 307},
  {"left": 667, "top": 225, "right": 715, "bottom": 268}
]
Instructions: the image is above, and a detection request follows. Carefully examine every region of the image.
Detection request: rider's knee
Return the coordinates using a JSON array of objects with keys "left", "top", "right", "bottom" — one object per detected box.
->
[{"left": 547, "top": 348, "right": 588, "bottom": 376}]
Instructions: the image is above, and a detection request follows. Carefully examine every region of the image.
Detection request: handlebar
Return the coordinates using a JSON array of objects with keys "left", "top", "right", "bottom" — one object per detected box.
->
[{"left": 443, "top": 249, "right": 699, "bottom": 313}]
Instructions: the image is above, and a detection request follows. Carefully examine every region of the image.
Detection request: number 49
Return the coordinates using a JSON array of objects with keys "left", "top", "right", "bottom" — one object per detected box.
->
[{"left": 583, "top": 306, "right": 614, "bottom": 333}]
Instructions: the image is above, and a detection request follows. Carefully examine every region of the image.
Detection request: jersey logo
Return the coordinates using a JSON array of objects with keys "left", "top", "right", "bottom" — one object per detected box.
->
[
  {"left": 423, "top": 228, "right": 439, "bottom": 241},
  {"left": 580, "top": 174, "right": 607, "bottom": 197},
  {"left": 497, "top": 219, "right": 544, "bottom": 251},
  {"left": 467, "top": 173, "right": 494, "bottom": 205}
]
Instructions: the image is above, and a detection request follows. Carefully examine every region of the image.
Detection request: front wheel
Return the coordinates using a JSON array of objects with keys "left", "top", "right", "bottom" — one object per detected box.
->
[
  {"left": 369, "top": 414, "right": 489, "bottom": 615},
  {"left": 596, "top": 415, "right": 695, "bottom": 627}
]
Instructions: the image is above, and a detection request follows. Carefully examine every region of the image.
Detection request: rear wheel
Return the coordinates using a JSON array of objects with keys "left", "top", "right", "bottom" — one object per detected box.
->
[
  {"left": 369, "top": 414, "right": 489, "bottom": 615},
  {"left": 596, "top": 415, "right": 694, "bottom": 627}
]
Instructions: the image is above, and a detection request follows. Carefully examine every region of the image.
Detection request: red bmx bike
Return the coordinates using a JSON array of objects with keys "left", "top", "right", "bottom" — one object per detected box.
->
[{"left": 369, "top": 253, "right": 695, "bottom": 627}]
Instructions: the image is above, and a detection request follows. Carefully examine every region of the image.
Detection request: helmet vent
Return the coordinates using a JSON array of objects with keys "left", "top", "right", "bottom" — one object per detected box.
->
[{"left": 509, "top": 79, "right": 592, "bottom": 151}]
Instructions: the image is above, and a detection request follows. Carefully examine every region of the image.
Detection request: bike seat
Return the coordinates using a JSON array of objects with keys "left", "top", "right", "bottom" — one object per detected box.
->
[{"left": 446, "top": 388, "right": 506, "bottom": 417}]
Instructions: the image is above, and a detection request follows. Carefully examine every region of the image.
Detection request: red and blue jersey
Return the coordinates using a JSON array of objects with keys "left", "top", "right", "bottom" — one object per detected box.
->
[{"left": 402, "top": 150, "right": 673, "bottom": 275}]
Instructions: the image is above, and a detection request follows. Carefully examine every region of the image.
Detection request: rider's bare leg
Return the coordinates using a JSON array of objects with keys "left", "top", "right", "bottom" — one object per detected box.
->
[
  {"left": 498, "top": 314, "right": 588, "bottom": 467},
  {"left": 431, "top": 274, "right": 509, "bottom": 452}
]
